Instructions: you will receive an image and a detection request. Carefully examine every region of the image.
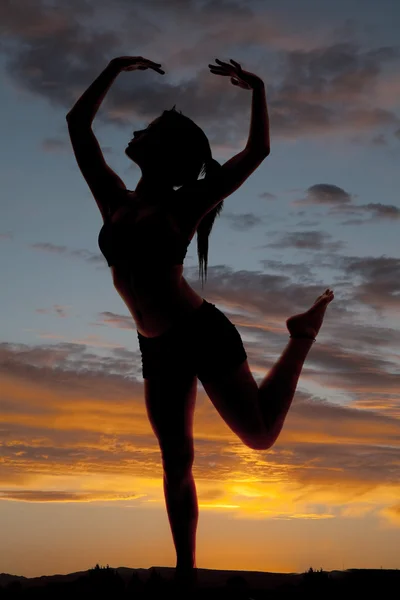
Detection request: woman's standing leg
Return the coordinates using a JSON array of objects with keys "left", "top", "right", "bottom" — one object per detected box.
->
[{"left": 143, "top": 373, "right": 199, "bottom": 582}]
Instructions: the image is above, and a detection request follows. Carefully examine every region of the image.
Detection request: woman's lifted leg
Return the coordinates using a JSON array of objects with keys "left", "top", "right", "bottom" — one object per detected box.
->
[{"left": 201, "top": 289, "right": 334, "bottom": 450}]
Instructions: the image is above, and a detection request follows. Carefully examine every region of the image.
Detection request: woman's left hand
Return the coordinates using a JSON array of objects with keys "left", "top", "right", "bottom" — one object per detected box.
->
[{"left": 208, "top": 58, "right": 263, "bottom": 90}]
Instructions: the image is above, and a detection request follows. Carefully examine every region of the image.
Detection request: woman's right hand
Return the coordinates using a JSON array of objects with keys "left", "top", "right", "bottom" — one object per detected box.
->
[{"left": 110, "top": 56, "right": 165, "bottom": 74}]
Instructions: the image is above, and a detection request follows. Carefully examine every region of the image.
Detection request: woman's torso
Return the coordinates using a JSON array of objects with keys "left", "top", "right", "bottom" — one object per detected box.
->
[{"left": 104, "top": 190, "right": 204, "bottom": 338}]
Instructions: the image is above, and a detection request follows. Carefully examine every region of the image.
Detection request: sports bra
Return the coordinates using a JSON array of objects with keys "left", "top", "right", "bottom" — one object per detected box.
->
[{"left": 98, "top": 191, "right": 191, "bottom": 268}]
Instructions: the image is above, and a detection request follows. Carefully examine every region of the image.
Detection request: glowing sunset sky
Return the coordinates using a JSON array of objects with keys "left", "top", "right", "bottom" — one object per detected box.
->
[{"left": 1, "top": 0, "right": 399, "bottom": 578}]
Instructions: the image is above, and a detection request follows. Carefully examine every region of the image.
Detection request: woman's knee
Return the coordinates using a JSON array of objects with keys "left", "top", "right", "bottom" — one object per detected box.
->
[
  {"left": 161, "top": 447, "right": 194, "bottom": 481},
  {"left": 243, "top": 434, "right": 273, "bottom": 451}
]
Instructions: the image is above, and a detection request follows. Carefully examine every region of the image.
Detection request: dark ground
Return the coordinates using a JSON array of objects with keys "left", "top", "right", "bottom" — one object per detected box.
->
[{"left": 1, "top": 565, "right": 399, "bottom": 599}]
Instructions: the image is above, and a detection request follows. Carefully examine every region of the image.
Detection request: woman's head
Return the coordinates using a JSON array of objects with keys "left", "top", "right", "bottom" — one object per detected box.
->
[
  {"left": 125, "top": 105, "right": 212, "bottom": 188},
  {"left": 126, "top": 106, "right": 224, "bottom": 289}
]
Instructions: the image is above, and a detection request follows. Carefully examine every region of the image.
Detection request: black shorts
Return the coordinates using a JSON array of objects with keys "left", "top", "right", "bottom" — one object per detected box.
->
[{"left": 137, "top": 299, "right": 247, "bottom": 383}]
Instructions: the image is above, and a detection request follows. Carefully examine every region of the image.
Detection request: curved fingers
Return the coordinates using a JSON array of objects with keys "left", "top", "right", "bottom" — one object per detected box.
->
[
  {"left": 209, "top": 64, "right": 235, "bottom": 75},
  {"left": 215, "top": 58, "right": 242, "bottom": 71},
  {"left": 215, "top": 58, "right": 235, "bottom": 68}
]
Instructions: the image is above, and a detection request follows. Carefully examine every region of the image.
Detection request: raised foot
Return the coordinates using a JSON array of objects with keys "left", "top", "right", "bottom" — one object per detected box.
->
[{"left": 286, "top": 288, "right": 334, "bottom": 341}]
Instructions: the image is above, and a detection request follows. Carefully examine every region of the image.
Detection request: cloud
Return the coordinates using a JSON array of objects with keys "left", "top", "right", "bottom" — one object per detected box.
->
[
  {"left": 0, "top": 310, "right": 399, "bottom": 522},
  {"left": 98, "top": 311, "right": 136, "bottom": 330},
  {"left": 1, "top": 2, "right": 399, "bottom": 148},
  {"left": 295, "top": 220, "right": 321, "bottom": 227},
  {"left": 287, "top": 398, "right": 400, "bottom": 453},
  {"left": 289, "top": 184, "right": 399, "bottom": 224},
  {"left": 224, "top": 212, "right": 262, "bottom": 231},
  {"left": 24, "top": 234, "right": 400, "bottom": 359},
  {"left": 0, "top": 340, "right": 141, "bottom": 381},
  {"left": 1, "top": 0, "right": 399, "bottom": 540},
  {"left": 35, "top": 305, "right": 71, "bottom": 318},
  {"left": 35, "top": 333, "right": 125, "bottom": 350},
  {"left": 31, "top": 242, "right": 69, "bottom": 254},
  {"left": 380, "top": 504, "right": 400, "bottom": 526},
  {"left": 0, "top": 490, "right": 141, "bottom": 503},
  {"left": 31, "top": 242, "right": 104, "bottom": 265},
  {"left": 269, "top": 42, "right": 400, "bottom": 139},
  {"left": 280, "top": 43, "right": 396, "bottom": 103},
  {"left": 371, "top": 134, "right": 387, "bottom": 146},
  {"left": 304, "top": 184, "right": 353, "bottom": 205},
  {"left": 258, "top": 259, "right": 315, "bottom": 282},
  {"left": 0, "top": 0, "right": 81, "bottom": 40},
  {"left": 337, "top": 203, "right": 400, "bottom": 224},
  {"left": 337, "top": 255, "right": 400, "bottom": 312},
  {"left": 362, "top": 203, "right": 400, "bottom": 219},
  {"left": 264, "top": 230, "right": 344, "bottom": 252},
  {"left": 386, "top": 504, "right": 400, "bottom": 516},
  {"left": 41, "top": 138, "right": 69, "bottom": 153},
  {"left": 41, "top": 137, "right": 113, "bottom": 155}
]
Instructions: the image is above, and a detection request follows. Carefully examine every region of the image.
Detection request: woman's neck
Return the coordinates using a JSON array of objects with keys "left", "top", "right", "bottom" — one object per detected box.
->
[{"left": 134, "top": 177, "right": 173, "bottom": 205}]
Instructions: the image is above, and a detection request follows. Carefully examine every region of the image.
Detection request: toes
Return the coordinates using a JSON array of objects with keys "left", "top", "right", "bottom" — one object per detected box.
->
[
  {"left": 312, "top": 290, "right": 334, "bottom": 308},
  {"left": 322, "top": 291, "right": 334, "bottom": 304},
  {"left": 315, "top": 292, "right": 328, "bottom": 303}
]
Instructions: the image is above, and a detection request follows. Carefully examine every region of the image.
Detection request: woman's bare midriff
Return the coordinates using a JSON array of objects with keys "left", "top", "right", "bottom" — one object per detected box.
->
[{"left": 109, "top": 191, "right": 204, "bottom": 338}]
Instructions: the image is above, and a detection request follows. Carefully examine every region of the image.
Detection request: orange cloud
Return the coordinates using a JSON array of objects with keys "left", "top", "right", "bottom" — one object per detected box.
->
[{"left": 0, "top": 334, "right": 399, "bottom": 529}]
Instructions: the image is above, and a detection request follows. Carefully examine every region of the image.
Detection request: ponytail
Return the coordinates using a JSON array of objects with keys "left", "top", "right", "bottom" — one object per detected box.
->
[
  {"left": 159, "top": 106, "right": 224, "bottom": 288},
  {"left": 197, "top": 158, "right": 224, "bottom": 289}
]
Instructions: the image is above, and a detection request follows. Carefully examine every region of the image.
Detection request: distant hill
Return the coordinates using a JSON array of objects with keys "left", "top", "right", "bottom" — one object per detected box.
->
[
  {"left": 0, "top": 567, "right": 300, "bottom": 590},
  {"left": 1, "top": 567, "right": 399, "bottom": 591}
]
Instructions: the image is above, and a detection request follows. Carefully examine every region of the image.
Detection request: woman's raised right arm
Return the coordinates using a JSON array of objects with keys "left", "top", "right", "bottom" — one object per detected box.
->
[
  {"left": 66, "top": 57, "right": 164, "bottom": 220},
  {"left": 66, "top": 57, "right": 164, "bottom": 125},
  {"left": 66, "top": 62, "right": 127, "bottom": 220},
  {"left": 66, "top": 61, "right": 121, "bottom": 126}
]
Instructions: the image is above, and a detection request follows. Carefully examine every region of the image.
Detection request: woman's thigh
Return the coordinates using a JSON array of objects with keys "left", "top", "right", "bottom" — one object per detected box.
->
[
  {"left": 144, "top": 373, "right": 198, "bottom": 465},
  {"left": 192, "top": 301, "right": 248, "bottom": 383}
]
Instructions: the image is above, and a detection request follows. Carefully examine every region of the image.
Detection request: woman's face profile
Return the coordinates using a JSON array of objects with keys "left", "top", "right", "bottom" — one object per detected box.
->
[{"left": 125, "top": 116, "right": 172, "bottom": 164}]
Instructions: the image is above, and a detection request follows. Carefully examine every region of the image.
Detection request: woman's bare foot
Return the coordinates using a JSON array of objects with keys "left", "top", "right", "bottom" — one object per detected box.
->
[
  {"left": 286, "top": 288, "right": 334, "bottom": 340},
  {"left": 173, "top": 567, "right": 198, "bottom": 597}
]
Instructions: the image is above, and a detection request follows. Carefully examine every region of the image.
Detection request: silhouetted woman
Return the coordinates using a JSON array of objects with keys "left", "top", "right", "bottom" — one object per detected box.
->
[{"left": 66, "top": 55, "right": 334, "bottom": 589}]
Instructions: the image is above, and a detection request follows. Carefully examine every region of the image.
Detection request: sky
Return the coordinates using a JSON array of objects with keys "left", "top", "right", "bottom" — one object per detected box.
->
[{"left": 1, "top": 0, "right": 400, "bottom": 578}]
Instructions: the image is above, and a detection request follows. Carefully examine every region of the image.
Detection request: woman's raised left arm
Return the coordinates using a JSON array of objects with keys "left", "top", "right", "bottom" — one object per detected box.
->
[
  {"left": 209, "top": 58, "right": 270, "bottom": 155},
  {"left": 246, "top": 79, "right": 270, "bottom": 154}
]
